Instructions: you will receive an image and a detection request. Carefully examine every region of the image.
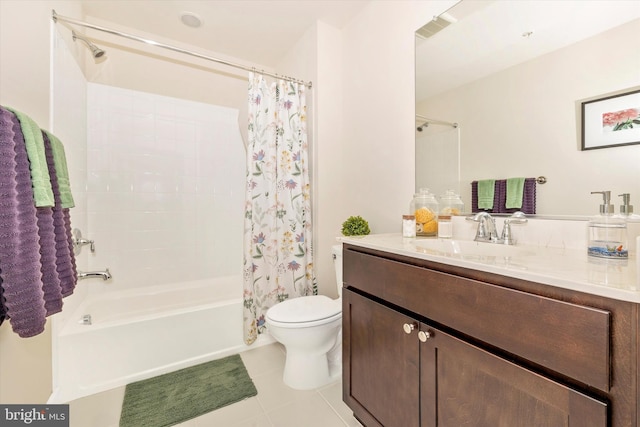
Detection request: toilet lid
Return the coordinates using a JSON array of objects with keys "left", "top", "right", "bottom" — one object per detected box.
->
[{"left": 266, "top": 295, "right": 341, "bottom": 323}]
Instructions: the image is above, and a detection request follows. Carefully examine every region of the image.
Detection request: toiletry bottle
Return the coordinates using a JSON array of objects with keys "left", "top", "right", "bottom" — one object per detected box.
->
[
  {"left": 587, "top": 191, "right": 628, "bottom": 259},
  {"left": 402, "top": 215, "right": 416, "bottom": 238},
  {"left": 411, "top": 188, "right": 439, "bottom": 236},
  {"left": 619, "top": 193, "right": 640, "bottom": 259},
  {"left": 619, "top": 193, "right": 634, "bottom": 216},
  {"left": 437, "top": 215, "right": 453, "bottom": 238},
  {"left": 619, "top": 193, "right": 640, "bottom": 221},
  {"left": 438, "top": 190, "right": 464, "bottom": 239}
]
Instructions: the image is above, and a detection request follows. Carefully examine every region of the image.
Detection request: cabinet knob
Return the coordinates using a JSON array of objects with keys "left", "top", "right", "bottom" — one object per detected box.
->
[
  {"left": 403, "top": 322, "right": 418, "bottom": 334},
  {"left": 418, "top": 330, "right": 432, "bottom": 342}
]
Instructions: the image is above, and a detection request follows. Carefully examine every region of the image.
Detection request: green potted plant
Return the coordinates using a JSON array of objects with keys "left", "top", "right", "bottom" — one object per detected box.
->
[{"left": 341, "top": 215, "right": 371, "bottom": 236}]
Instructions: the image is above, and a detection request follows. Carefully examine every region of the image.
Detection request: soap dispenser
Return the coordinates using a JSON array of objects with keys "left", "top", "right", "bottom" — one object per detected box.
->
[
  {"left": 619, "top": 193, "right": 634, "bottom": 216},
  {"left": 618, "top": 193, "right": 640, "bottom": 222},
  {"left": 588, "top": 191, "right": 628, "bottom": 259},
  {"left": 618, "top": 193, "right": 640, "bottom": 261}
]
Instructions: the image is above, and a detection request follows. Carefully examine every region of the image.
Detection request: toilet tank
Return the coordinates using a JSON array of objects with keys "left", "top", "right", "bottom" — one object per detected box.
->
[{"left": 331, "top": 244, "right": 343, "bottom": 297}]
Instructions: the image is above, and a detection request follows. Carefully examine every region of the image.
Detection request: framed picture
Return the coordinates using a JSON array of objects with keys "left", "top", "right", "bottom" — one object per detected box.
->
[{"left": 581, "top": 89, "right": 640, "bottom": 150}]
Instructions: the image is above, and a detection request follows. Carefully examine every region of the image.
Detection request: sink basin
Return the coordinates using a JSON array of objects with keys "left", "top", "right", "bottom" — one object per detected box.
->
[{"left": 413, "top": 239, "right": 536, "bottom": 259}]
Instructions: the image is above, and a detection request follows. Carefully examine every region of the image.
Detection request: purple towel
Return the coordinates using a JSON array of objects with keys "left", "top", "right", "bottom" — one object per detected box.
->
[
  {"left": 0, "top": 106, "right": 47, "bottom": 337},
  {"left": 64, "top": 208, "right": 78, "bottom": 288},
  {"left": 0, "top": 271, "right": 5, "bottom": 326},
  {"left": 471, "top": 178, "right": 536, "bottom": 214},
  {"left": 35, "top": 201, "right": 64, "bottom": 315},
  {"left": 37, "top": 133, "right": 63, "bottom": 315},
  {"left": 42, "top": 132, "right": 77, "bottom": 297}
]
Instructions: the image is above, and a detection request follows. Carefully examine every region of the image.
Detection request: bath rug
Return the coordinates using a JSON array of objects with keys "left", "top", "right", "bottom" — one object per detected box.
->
[{"left": 119, "top": 354, "right": 257, "bottom": 427}]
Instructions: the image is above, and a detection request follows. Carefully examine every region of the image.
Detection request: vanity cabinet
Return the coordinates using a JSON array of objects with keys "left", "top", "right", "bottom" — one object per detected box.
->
[{"left": 342, "top": 244, "right": 639, "bottom": 427}]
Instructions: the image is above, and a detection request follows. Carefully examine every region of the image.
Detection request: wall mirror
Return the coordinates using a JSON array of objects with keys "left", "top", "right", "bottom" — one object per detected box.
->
[{"left": 416, "top": 0, "right": 640, "bottom": 216}]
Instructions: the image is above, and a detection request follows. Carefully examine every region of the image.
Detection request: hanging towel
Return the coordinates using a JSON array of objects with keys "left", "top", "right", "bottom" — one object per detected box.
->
[
  {"left": 477, "top": 179, "right": 495, "bottom": 209},
  {"left": 0, "top": 272, "right": 5, "bottom": 326},
  {"left": 3, "top": 106, "right": 55, "bottom": 207},
  {"left": 44, "top": 131, "right": 75, "bottom": 208},
  {"left": 0, "top": 106, "right": 47, "bottom": 337},
  {"left": 35, "top": 132, "right": 64, "bottom": 315},
  {"left": 506, "top": 177, "right": 525, "bottom": 209},
  {"left": 42, "top": 132, "right": 77, "bottom": 297},
  {"left": 493, "top": 179, "right": 537, "bottom": 214},
  {"left": 35, "top": 201, "right": 63, "bottom": 316}
]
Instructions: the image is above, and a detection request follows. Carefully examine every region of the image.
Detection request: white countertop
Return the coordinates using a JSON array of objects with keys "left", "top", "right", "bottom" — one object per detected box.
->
[{"left": 339, "top": 233, "right": 640, "bottom": 303}]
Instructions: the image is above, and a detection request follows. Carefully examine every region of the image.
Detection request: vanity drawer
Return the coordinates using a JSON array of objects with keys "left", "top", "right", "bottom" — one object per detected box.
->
[{"left": 343, "top": 248, "right": 611, "bottom": 392}]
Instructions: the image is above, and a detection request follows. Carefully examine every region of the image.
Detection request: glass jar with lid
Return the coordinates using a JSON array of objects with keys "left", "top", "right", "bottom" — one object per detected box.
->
[
  {"left": 410, "top": 188, "right": 439, "bottom": 236},
  {"left": 437, "top": 190, "right": 464, "bottom": 239},
  {"left": 439, "top": 190, "right": 465, "bottom": 216}
]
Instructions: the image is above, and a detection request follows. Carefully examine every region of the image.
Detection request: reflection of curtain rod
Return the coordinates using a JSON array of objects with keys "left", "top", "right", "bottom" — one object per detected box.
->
[
  {"left": 51, "top": 10, "right": 313, "bottom": 89},
  {"left": 415, "top": 114, "right": 458, "bottom": 128}
]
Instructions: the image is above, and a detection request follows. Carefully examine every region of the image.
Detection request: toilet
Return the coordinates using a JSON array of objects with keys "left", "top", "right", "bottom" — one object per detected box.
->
[{"left": 265, "top": 244, "right": 343, "bottom": 390}]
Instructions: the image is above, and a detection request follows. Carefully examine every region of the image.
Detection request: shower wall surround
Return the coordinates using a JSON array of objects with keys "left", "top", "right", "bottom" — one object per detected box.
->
[
  {"left": 50, "top": 28, "right": 90, "bottom": 326},
  {"left": 86, "top": 84, "right": 245, "bottom": 291}
]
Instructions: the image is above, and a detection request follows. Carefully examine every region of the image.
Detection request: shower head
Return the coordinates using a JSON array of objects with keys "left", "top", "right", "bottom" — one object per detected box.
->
[
  {"left": 72, "top": 31, "right": 106, "bottom": 58},
  {"left": 416, "top": 122, "right": 429, "bottom": 132}
]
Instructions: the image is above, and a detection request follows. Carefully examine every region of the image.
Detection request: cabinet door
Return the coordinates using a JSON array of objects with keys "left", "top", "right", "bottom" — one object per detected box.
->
[
  {"left": 420, "top": 327, "right": 608, "bottom": 427},
  {"left": 343, "top": 288, "right": 420, "bottom": 427}
]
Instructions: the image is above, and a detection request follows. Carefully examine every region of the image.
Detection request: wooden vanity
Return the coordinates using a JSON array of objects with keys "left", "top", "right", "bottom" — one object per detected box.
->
[{"left": 341, "top": 239, "right": 639, "bottom": 427}]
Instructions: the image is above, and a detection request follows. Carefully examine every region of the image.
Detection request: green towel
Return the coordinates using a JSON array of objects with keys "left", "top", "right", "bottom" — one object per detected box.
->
[
  {"left": 5, "top": 106, "right": 55, "bottom": 207},
  {"left": 477, "top": 179, "right": 495, "bottom": 209},
  {"left": 506, "top": 177, "right": 525, "bottom": 209},
  {"left": 44, "top": 131, "right": 75, "bottom": 209}
]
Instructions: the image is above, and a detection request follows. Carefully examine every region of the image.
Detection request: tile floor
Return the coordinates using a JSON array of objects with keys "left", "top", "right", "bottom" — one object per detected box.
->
[{"left": 68, "top": 343, "right": 363, "bottom": 427}]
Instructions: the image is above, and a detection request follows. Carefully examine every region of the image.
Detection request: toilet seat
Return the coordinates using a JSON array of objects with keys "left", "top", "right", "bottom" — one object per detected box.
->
[{"left": 266, "top": 295, "right": 341, "bottom": 328}]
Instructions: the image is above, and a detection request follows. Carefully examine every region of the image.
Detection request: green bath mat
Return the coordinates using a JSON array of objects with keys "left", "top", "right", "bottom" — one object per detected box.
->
[{"left": 119, "top": 354, "right": 257, "bottom": 427}]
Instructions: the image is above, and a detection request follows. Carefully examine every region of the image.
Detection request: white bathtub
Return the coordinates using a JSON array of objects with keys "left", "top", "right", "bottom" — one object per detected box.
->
[{"left": 50, "top": 276, "right": 273, "bottom": 403}]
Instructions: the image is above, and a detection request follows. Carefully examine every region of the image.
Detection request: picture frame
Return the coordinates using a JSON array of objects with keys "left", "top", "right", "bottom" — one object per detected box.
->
[{"left": 581, "top": 89, "right": 640, "bottom": 150}]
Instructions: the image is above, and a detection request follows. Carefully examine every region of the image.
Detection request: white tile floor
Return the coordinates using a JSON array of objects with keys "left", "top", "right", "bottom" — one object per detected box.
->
[{"left": 68, "top": 343, "right": 362, "bottom": 427}]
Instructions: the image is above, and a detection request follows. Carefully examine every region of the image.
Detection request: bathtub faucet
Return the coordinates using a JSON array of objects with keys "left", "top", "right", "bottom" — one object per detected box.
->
[{"left": 78, "top": 268, "right": 112, "bottom": 281}]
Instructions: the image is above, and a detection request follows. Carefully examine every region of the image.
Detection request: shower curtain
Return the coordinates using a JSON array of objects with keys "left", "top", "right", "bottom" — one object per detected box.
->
[{"left": 243, "top": 72, "right": 316, "bottom": 345}]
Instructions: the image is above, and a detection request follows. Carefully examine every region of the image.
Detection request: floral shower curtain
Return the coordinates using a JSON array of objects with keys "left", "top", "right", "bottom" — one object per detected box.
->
[{"left": 243, "top": 72, "right": 316, "bottom": 345}]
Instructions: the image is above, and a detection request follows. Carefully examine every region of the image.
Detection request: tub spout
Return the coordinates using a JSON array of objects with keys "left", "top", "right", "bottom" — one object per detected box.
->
[{"left": 78, "top": 269, "right": 112, "bottom": 281}]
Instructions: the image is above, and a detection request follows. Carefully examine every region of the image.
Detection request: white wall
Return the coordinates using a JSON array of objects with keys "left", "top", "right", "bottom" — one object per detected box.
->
[
  {"left": 0, "top": 0, "right": 84, "bottom": 405},
  {"left": 339, "top": 1, "right": 457, "bottom": 237},
  {"left": 85, "top": 83, "right": 245, "bottom": 292},
  {"left": 314, "top": 21, "right": 347, "bottom": 297},
  {"left": 418, "top": 19, "right": 640, "bottom": 216},
  {"left": 82, "top": 16, "right": 260, "bottom": 111},
  {"left": 275, "top": 1, "right": 458, "bottom": 297}
]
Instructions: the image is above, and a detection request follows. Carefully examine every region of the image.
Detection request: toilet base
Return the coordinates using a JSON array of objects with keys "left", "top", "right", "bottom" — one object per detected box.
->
[
  {"left": 282, "top": 333, "right": 342, "bottom": 390},
  {"left": 282, "top": 352, "right": 327, "bottom": 390}
]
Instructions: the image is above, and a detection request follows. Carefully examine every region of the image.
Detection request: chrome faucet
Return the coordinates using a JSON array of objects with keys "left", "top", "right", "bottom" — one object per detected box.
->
[
  {"left": 78, "top": 269, "right": 112, "bottom": 281},
  {"left": 471, "top": 212, "right": 501, "bottom": 243},
  {"left": 501, "top": 211, "right": 528, "bottom": 245},
  {"left": 469, "top": 212, "right": 528, "bottom": 245}
]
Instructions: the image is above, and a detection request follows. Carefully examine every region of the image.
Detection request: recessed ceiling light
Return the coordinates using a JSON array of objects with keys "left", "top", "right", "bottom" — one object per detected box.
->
[{"left": 180, "top": 12, "right": 202, "bottom": 28}]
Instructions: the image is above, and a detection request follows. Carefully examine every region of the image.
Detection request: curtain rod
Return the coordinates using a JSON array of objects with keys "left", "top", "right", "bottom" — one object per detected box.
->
[
  {"left": 51, "top": 10, "right": 312, "bottom": 89},
  {"left": 415, "top": 114, "right": 458, "bottom": 128}
]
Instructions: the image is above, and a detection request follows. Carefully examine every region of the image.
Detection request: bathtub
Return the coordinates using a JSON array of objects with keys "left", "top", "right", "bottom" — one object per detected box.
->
[{"left": 49, "top": 276, "right": 273, "bottom": 403}]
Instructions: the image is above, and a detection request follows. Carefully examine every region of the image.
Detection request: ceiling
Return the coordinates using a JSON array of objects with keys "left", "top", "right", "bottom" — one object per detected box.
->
[
  {"left": 81, "top": 0, "right": 369, "bottom": 68},
  {"left": 416, "top": 0, "right": 640, "bottom": 101},
  {"left": 75, "top": 0, "right": 639, "bottom": 100}
]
